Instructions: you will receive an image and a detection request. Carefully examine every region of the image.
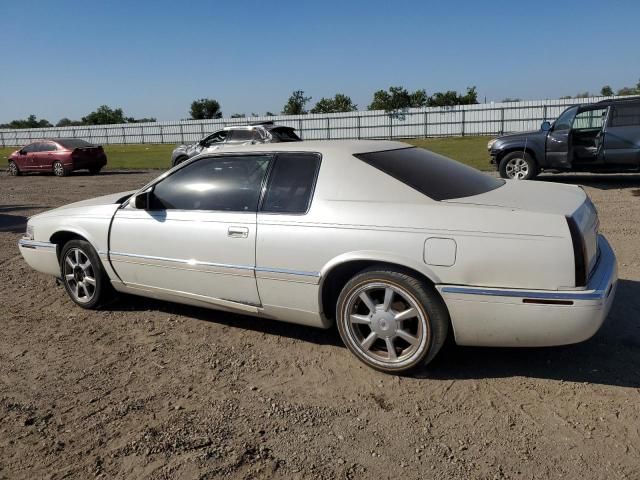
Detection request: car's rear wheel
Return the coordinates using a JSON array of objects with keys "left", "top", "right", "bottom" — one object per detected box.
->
[
  {"left": 60, "top": 240, "right": 112, "bottom": 309},
  {"left": 8, "top": 161, "right": 20, "bottom": 176},
  {"left": 53, "top": 161, "right": 68, "bottom": 177},
  {"left": 499, "top": 151, "right": 538, "bottom": 180},
  {"left": 336, "top": 268, "right": 449, "bottom": 374}
]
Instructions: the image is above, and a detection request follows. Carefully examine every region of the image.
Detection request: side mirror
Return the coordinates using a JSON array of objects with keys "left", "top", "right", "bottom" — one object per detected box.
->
[
  {"left": 133, "top": 189, "right": 153, "bottom": 209},
  {"left": 541, "top": 121, "right": 551, "bottom": 132},
  {"left": 19, "top": 149, "right": 26, "bottom": 155}
]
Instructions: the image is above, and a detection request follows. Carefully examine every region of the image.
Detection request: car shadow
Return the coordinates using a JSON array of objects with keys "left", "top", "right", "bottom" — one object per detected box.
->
[
  {"left": 104, "top": 279, "right": 640, "bottom": 387},
  {"left": 0, "top": 214, "right": 28, "bottom": 233},
  {"left": 538, "top": 173, "right": 640, "bottom": 190},
  {"left": 421, "top": 278, "right": 640, "bottom": 388},
  {"left": 71, "top": 170, "right": 159, "bottom": 176}
]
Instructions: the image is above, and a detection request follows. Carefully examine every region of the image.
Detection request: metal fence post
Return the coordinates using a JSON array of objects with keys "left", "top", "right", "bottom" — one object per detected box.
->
[
  {"left": 326, "top": 117, "right": 330, "bottom": 140},
  {"left": 388, "top": 114, "right": 392, "bottom": 139},
  {"left": 160, "top": 125, "right": 164, "bottom": 144},
  {"left": 122, "top": 126, "right": 127, "bottom": 144},
  {"left": 179, "top": 123, "right": 184, "bottom": 144},
  {"left": 423, "top": 111, "right": 429, "bottom": 137},
  {"left": 461, "top": 109, "right": 466, "bottom": 136},
  {"left": 357, "top": 115, "right": 361, "bottom": 140},
  {"left": 200, "top": 123, "right": 205, "bottom": 136},
  {"left": 0, "top": 131, "right": 4, "bottom": 147},
  {"left": 141, "top": 126, "right": 145, "bottom": 144},
  {"left": 500, "top": 108, "right": 505, "bottom": 135},
  {"left": 543, "top": 105, "right": 548, "bottom": 122},
  {"left": 298, "top": 118, "right": 303, "bottom": 140}
]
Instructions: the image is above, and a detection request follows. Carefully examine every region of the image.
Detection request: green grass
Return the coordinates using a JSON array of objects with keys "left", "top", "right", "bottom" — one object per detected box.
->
[{"left": 2, "top": 136, "right": 494, "bottom": 171}]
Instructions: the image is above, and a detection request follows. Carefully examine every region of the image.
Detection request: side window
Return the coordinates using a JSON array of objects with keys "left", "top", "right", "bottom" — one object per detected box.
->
[
  {"left": 203, "top": 131, "right": 227, "bottom": 146},
  {"left": 553, "top": 106, "right": 578, "bottom": 131},
  {"left": 261, "top": 153, "right": 321, "bottom": 214},
  {"left": 42, "top": 142, "right": 57, "bottom": 152},
  {"left": 228, "top": 130, "right": 254, "bottom": 142},
  {"left": 22, "top": 144, "right": 36, "bottom": 153},
  {"left": 150, "top": 155, "right": 272, "bottom": 211},
  {"left": 572, "top": 108, "right": 607, "bottom": 130},
  {"left": 610, "top": 104, "right": 640, "bottom": 127}
]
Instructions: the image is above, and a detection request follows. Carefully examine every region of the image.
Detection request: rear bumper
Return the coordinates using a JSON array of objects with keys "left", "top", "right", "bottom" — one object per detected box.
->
[
  {"left": 437, "top": 235, "right": 618, "bottom": 347},
  {"left": 18, "top": 239, "right": 60, "bottom": 277}
]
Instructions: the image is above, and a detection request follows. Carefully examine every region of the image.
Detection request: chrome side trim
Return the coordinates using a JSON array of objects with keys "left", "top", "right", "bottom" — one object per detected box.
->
[
  {"left": 18, "top": 239, "right": 57, "bottom": 250},
  {"left": 108, "top": 251, "right": 319, "bottom": 278}
]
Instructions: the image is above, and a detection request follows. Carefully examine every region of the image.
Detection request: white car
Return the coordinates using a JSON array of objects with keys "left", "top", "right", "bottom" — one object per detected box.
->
[{"left": 18, "top": 141, "right": 618, "bottom": 374}]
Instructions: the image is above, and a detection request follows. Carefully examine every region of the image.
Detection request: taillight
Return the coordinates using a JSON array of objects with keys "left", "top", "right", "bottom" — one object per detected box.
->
[{"left": 566, "top": 216, "right": 587, "bottom": 287}]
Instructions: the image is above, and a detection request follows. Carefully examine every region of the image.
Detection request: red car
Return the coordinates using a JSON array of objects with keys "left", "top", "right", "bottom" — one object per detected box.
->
[{"left": 7, "top": 139, "right": 107, "bottom": 177}]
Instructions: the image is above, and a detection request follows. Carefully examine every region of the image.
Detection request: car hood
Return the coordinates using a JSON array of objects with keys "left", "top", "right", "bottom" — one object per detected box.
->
[
  {"left": 31, "top": 191, "right": 136, "bottom": 219},
  {"left": 495, "top": 130, "right": 546, "bottom": 142},
  {"left": 444, "top": 180, "right": 586, "bottom": 216}
]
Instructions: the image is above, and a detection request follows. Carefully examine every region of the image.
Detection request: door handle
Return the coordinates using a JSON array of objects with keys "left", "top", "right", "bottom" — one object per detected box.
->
[{"left": 228, "top": 226, "right": 249, "bottom": 238}]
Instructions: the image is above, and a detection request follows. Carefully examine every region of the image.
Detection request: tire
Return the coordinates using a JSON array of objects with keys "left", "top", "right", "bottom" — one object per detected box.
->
[
  {"left": 8, "top": 161, "right": 20, "bottom": 176},
  {"left": 60, "top": 240, "right": 113, "bottom": 309},
  {"left": 336, "top": 267, "right": 449, "bottom": 374},
  {"left": 499, "top": 151, "right": 538, "bottom": 180},
  {"left": 89, "top": 167, "right": 102, "bottom": 175},
  {"left": 173, "top": 155, "right": 188, "bottom": 167},
  {"left": 53, "top": 161, "right": 68, "bottom": 177}
]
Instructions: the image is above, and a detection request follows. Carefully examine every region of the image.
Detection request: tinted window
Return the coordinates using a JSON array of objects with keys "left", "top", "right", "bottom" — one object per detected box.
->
[
  {"left": 229, "top": 130, "right": 254, "bottom": 142},
  {"left": 261, "top": 153, "right": 321, "bottom": 213},
  {"left": 56, "top": 139, "right": 94, "bottom": 149},
  {"left": 202, "top": 131, "right": 227, "bottom": 146},
  {"left": 573, "top": 108, "right": 607, "bottom": 129},
  {"left": 41, "top": 142, "right": 58, "bottom": 152},
  {"left": 32, "top": 143, "right": 47, "bottom": 152},
  {"left": 611, "top": 104, "right": 640, "bottom": 127},
  {"left": 151, "top": 155, "right": 271, "bottom": 211},
  {"left": 22, "top": 143, "right": 37, "bottom": 153},
  {"left": 553, "top": 106, "right": 578, "bottom": 131},
  {"left": 270, "top": 128, "right": 301, "bottom": 142},
  {"left": 355, "top": 147, "right": 504, "bottom": 201}
]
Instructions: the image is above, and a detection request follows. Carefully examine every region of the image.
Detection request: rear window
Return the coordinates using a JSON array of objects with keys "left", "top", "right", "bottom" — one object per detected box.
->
[
  {"left": 56, "top": 139, "right": 96, "bottom": 149},
  {"left": 355, "top": 147, "right": 504, "bottom": 201},
  {"left": 610, "top": 104, "right": 640, "bottom": 127},
  {"left": 270, "top": 128, "right": 301, "bottom": 142}
]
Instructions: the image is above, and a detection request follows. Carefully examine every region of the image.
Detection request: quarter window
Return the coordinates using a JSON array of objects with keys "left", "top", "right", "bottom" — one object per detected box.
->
[
  {"left": 261, "top": 153, "right": 321, "bottom": 214},
  {"left": 150, "top": 155, "right": 272, "bottom": 212},
  {"left": 610, "top": 104, "right": 640, "bottom": 127}
]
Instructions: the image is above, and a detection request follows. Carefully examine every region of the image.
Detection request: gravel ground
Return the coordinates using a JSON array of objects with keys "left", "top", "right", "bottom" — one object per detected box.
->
[{"left": 0, "top": 170, "right": 639, "bottom": 480}]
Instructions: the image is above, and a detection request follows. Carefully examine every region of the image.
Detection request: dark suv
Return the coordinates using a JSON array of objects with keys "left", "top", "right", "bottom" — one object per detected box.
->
[{"left": 489, "top": 97, "right": 640, "bottom": 179}]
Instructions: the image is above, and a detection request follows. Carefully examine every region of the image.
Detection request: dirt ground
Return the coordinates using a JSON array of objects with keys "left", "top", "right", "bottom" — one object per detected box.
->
[{"left": 0, "top": 170, "right": 639, "bottom": 480}]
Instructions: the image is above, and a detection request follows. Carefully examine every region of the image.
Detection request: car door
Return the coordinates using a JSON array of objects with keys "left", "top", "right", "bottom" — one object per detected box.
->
[
  {"left": 38, "top": 141, "right": 58, "bottom": 171},
  {"left": 25, "top": 142, "right": 42, "bottom": 170},
  {"left": 16, "top": 144, "right": 34, "bottom": 170},
  {"left": 545, "top": 106, "right": 577, "bottom": 168},
  {"left": 108, "top": 154, "right": 272, "bottom": 308},
  {"left": 569, "top": 106, "right": 608, "bottom": 165},
  {"left": 602, "top": 102, "right": 640, "bottom": 166}
]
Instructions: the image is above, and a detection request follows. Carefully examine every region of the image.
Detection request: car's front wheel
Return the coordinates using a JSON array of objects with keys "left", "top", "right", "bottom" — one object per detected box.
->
[
  {"left": 336, "top": 268, "right": 449, "bottom": 374},
  {"left": 53, "top": 161, "right": 68, "bottom": 177},
  {"left": 60, "top": 240, "right": 112, "bottom": 309},
  {"left": 499, "top": 151, "right": 538, "bottom": 180},
  {"left": 8, "top": 161, "right": 20, "bottom": 176}
]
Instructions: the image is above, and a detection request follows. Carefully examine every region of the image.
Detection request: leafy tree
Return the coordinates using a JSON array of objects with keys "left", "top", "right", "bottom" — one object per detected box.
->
[
  {"left": 501, "top": 98, "right": 521, "bottom": 103},
  {"left": 310, "top": 94, "right": 357, "bottom": 113},
  {"left": 574, "top": 91, "right": 590, "bottom": 98},
  {"left": 230, "top": 113, "right": 246, "bottom": 118},
  {"left": 56, "top": 118, "right": 84, "bottom": 127},
  {"left": 81, "top": 105, "right": 127, "bottom": 125},
  {"left": 428, "top": 87, "right": 478, "bottom": 107},
  {"left": 368, "top": 86, "right": 428, "bottom": 111},
  {"left": 282, "top": 90, "right": 311, "bottom": 115},
  {"left": 0, "top": 114, "right": 52, "bottom": 129},
  {"left": 265, "top": 112, "right": 275, "bottom": 117},
  {"left": 190, "top": 98, "right": 222, "bottom": 119},
  {"left": 125, "top": 117, "right": 156, "bottom": 123},
  {"left": 600, "top": 85, "right": 614, "bottom": 96}
]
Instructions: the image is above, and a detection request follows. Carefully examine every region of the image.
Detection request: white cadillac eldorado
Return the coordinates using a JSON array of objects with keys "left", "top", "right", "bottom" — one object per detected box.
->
[{"left": 18, "top": 140, "right": 617, "bottom": 374}]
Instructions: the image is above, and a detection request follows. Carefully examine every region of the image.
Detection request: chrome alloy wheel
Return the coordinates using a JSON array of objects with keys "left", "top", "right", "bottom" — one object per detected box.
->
[
  {"left": 342, "top": 281, "right": 429, "bottom": 368},
  {"left": 8, "top": 162, "right": 18, "bottom": 176},
  {"left": 53, "top": 162, "right": 65, "bottom": 177},
  {"left": 63, "top": 248, "right": 96, "bottom": 304},
  {"left": 504, "top": 156, "right": 529, "bottom": 179}
]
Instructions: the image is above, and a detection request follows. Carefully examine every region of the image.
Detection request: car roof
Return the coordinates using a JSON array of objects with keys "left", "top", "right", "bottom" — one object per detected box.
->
[
  {"left": 594, "top": 96, "right": 640, "bottom": 107},
  {"left": 192, "top": 139, "right": 412, "bottom": 156}
]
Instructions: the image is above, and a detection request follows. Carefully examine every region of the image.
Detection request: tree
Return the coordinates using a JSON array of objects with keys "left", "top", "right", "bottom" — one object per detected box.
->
[
  {"left": 600, "top": 85, "right": 614, "bottom": 96},
  {"left": 310, "top": 94, "right": 357, "bottom": 113},
  {"left": 230, "top": 113, "right": 246, "bottom": 118},
  {"left": 0, "top": 114, "right": 52, "bottom": 129},
  {"left": 125, "top": 117, "right": 156, "bottom": 123},
  {"left": 368, "top": 86, "right": 428, "bottom": 111},
  {"left": 265, "top": 112, "right": 275, "bottom": 117},
  {"left": 190, "top": 98, "right": 222, "bottom": 119},
  {"left": 56, "top": 118, "right": 84, "bottom": 127},
  {"left": 282, "top": 90, "right": 311, "bottom": 115},
  {"left": 501, "top": 98, "right": 521, "bottom": 103},
  {"left": 428, "top": 87, "right": 478, "bottom": 107},
  {"left": 81, "top": 105, "right": 127, "bottom": 125}
]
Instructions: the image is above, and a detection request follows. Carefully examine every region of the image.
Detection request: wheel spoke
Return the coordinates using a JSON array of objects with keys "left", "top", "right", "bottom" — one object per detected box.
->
[
  {"left": 74, "top": 283, "right": 80, "bottom": 298},
  {"left": 359, "top": 291, "right": 376, "bottom": 313},
  {"left": 74, "top": 250, "right": 80, "bottom": 265},
  {"left": 396, "top": 329, "right": 419, "bottom": 345},
  {"left": 65, "top": 274, "right": 75, "bottom": 282},
  {"left": 65, "top": 256, "right": 76, "bottom": 269},
  {"left": 382, "top": 287, "right": 394, "bottom": 312},
  {"left": 385, "top": 338, "right": 397, "bottom": 360},
  {"left": 80, "top": 260, "right": 91, "bottom": 271},
  {"left": 361, "top": 332, "right": 378, "bottom": 350},
  {"left": 394, "top": 307, "right": 417, "bottom": 322},
  {"left": 84, "top": 276, "right": 96, "bottom": 286},
  {"left": 79, "top": 282, "right": 90, "bottom": 298},
  {"left": 350, "top": 314, "right": 370, "bottom": 325}
]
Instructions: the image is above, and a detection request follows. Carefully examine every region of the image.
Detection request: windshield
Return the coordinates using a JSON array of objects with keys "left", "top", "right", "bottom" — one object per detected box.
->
[
  {"left": 355, "top": 147, "right": 505, "bottom": 201},
  {"left": 270, "top": 128, "right": 301, "bottom": 142},
  {"left": 56, "top": 139, "right": 96, "bottom": 149}
]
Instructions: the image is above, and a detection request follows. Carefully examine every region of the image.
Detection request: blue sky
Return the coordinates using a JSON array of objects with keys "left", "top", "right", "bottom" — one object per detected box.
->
[{"left": 1, "top": 0, "right": 639, "bottom": 123}]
